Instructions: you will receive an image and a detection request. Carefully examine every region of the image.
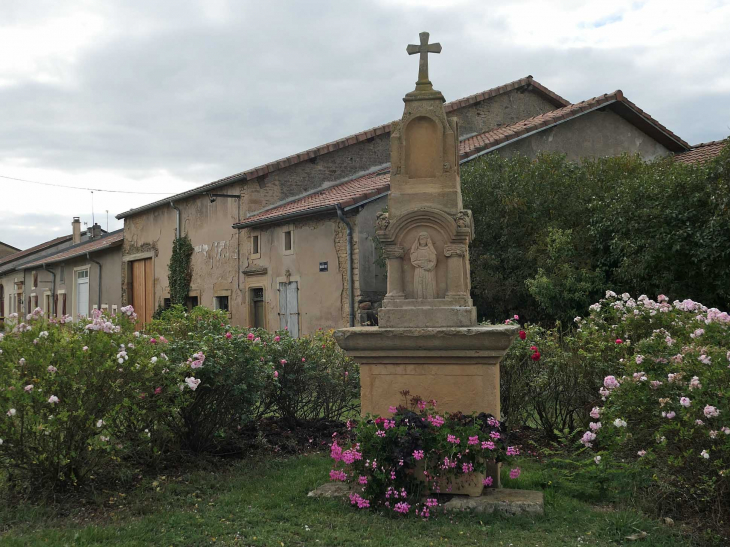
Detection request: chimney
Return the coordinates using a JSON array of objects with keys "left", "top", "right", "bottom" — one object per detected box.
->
[
  {"left": 72, "top": 217, "right": 81, "bottom": 244},
  {"left": 89, "top": 223, "right": 102, "bottom": 239}
]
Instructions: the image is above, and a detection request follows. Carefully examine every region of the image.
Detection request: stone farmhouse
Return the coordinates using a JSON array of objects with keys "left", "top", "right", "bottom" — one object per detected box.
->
[
  {"left": 0, "top": 218, "right": 122, "bottom": 322},
  {"left": 0, "top": 241, "right": 20, "bottom": 260},
  {"left": 113, "top": 75, "right": 720, "bottom": 334}
]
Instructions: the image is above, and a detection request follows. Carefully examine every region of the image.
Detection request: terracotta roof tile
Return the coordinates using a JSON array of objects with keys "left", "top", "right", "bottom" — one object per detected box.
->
[
  {"left": 674, "top": 140, "right": 728, "bottom": 164},
  {"left": 234, "top": 170, "right": 391, "bottom": 228},
  {"left": 20, "top": 231, "right": 124, "bottom": 269}
]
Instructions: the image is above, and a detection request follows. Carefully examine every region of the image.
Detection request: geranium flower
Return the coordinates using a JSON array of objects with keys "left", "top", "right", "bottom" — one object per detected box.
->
[
  {"left": 509, "top": 467, "right": 521, "bottom": 479},
  {"left": 483, "top": 476, "right": 494, "bottom": 486}
]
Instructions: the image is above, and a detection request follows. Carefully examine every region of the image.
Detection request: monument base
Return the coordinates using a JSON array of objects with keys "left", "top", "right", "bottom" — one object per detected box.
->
[
  {"left": 307, "top": 483, "right": 544, "bottom": 516},
  {"left": 333, "top": 325, "right": 518, "bottom": 418}
]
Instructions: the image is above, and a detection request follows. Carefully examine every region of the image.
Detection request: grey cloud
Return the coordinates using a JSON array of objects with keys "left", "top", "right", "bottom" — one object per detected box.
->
[{"left": 0, "top": 0, "right": 728, "bottom": 249}]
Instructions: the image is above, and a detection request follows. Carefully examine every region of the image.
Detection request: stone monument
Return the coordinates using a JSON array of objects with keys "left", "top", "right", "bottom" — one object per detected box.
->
[{"left": 334, "top": 32, "right": 518, "bottom": 424}]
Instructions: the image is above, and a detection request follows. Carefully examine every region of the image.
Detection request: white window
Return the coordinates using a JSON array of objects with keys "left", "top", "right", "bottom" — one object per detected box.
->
[{"left": 76, "top": 269, "right": 89, "bottom": 318}]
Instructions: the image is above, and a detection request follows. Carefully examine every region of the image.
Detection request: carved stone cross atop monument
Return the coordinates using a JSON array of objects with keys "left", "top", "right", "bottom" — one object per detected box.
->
[{"left": 407, "top": 31, "right": 441, "bottom": 89}]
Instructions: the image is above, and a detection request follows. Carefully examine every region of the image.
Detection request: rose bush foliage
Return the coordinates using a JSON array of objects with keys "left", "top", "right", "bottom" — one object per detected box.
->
[
  {"left": 0, "top": 305, "right": 358, "bottom": 492},
  {"left": 0, "top": 307, "right": 193, "bottom": 490},
  {"left": 574, "top": 293, "right": 730, "bottom": 515}
]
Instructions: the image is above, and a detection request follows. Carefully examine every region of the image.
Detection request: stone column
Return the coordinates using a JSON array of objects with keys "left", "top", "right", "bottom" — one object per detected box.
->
[
  {"left": 384, "top": 246, "right": 405, "bottom": 300},
  {"left": 444, "top": 244, "right": 467, "bottom": 299}
]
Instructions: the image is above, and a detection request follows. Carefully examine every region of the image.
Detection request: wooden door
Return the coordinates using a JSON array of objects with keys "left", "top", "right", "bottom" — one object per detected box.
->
[{"left": 130, "top": 258, "right": 154, "bottom": 326}]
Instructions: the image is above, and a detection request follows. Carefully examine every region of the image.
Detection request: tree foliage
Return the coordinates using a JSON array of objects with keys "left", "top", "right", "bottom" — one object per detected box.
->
[
  {"left": 461, "top": 141, "right": 730, "bottom": 325},
  {"left": 168, "top": 235, "right": 193, "bottom": 306}
]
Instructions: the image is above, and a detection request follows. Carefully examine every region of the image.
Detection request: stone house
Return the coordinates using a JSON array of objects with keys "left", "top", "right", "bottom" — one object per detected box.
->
[
  {"left": 0, "top": 241, "right": 20, "bottom": 260},
  {"left": 0, "top": 218, "right": 121, "bottom": 321},
  {"left": 117, "top": 75, "right": 719, "bottom": 335}
]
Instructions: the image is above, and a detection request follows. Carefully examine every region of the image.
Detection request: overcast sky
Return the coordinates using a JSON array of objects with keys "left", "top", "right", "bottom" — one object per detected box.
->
[{"left": 1, "top": 0, "right": 729, "bottom": 249}]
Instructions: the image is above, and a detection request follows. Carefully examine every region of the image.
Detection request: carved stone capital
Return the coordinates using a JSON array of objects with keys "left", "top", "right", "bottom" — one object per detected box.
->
[
  {"left": 383, "top": 246, "right": 405, "bottom": 259},
  {"left": 454, "top": 210, "right": 471, "bottom": 230},
  {"left": 444, "top": 244, "right": 467, "bottom": 257},
  {"left": 375, "top": 211, "right": 390, "bottom": 231}
]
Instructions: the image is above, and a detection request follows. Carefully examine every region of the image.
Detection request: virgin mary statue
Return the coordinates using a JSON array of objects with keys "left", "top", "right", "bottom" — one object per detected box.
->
[{"left": 410, "top": 232, "right": 437, "bottom": 299}]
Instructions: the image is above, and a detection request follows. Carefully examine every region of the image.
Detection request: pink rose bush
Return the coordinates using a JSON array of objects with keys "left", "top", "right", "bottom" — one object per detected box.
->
[
  {"left": 329, "top": 393, "right": 520, "bottom": 516},
  {"left": 576, "top": 293, "right": 730, "bottom": 513}
]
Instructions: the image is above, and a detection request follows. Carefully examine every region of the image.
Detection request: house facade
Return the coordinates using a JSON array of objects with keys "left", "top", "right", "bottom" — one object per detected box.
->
[{"left": 0, "top": 218, "right": 122, "bottom": 322}]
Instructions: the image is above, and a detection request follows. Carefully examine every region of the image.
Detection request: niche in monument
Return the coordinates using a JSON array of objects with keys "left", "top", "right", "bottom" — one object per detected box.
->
[
  {"left": 405, "top": 116, "right": 442, "bottom": 179},
  {"left": 401, "top": 227, "right": 447, "bottom": 300}
]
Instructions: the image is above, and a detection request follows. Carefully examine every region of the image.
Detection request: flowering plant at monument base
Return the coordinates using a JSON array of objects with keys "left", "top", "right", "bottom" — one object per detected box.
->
[
  {"left": 575, "top": 292, "right": 730, "bottom": 513},
  {"left": 329, "top": 393, "right": 521, "bottom": 517}
]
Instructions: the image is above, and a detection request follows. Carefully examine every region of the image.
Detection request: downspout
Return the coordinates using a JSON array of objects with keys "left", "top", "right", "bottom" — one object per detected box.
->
[
  {"left": 87, "top": 253, "right": 102, "bottom": 311},
  {"left": 335, "top": 204, "right": 355, "bottom": 327},
  {"left": 170, "top": 201, "right": 181, "bottom": 239},
  {"left": 42, "top": 264, "right": 55, "bottom": 317}
]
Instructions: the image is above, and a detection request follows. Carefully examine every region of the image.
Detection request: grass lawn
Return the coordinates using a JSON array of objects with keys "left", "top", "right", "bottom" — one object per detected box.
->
[{"left": 0, "top": 454, "right": 692, "bottom": 547}]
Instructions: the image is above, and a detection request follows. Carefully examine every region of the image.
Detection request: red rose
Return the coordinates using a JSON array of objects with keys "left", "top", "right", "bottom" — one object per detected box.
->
[
  {"left": 519, "top": 330, "right": 526, "bottom": 340},
  {"left": 615, "top": 338, "right": 623, "bottom": 344},
  {"left": 530, "top": 345, "right": 538, "bottom": 351},
  {"left": 531, "top": 352, "right": 541, "bottom": 361}
]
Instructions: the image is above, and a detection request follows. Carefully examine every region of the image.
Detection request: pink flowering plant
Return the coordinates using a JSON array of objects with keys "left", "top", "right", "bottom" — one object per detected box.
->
[
  {"left": 329, "top": 392, "right": 520, "bottom": 517},
  {"left": 576, "top": 293, "right": 730, "bottom": 513}
]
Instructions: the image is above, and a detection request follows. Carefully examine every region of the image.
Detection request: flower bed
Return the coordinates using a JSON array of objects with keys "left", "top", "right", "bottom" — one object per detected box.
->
[{"left": 329, "top": 393, "right": 521, "bottom": 517}]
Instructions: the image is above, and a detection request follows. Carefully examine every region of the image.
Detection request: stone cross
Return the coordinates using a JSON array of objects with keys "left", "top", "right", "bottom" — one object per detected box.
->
[{"left": 406, "top": 32, "right": 442, "bottom": 86}]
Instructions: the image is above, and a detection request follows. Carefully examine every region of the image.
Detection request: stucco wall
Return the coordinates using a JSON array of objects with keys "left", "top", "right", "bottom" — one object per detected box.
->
[
  {"left": 243, "top": 215, "right": 345, "bottom": 334},
  {"left": 495, "top": 107, "right": 670, "bottom": 161}
]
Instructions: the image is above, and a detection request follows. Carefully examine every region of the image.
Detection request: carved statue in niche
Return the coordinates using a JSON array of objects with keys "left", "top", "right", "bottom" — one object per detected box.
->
[{"left": 410, "top": 232, "right": 437, "bottom": 299}]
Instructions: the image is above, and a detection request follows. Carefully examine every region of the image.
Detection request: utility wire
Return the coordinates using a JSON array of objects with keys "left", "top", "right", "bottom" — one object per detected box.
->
[{"left": 0, "top": 174, "right": 177, "bottom": 195}]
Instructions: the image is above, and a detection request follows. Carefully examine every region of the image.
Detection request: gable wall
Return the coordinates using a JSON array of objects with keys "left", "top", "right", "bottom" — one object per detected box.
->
[{"left": 495, "top": 107, "right": 670, "bottom": 161}]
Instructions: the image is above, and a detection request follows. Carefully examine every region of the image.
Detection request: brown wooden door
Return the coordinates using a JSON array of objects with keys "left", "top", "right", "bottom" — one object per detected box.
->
[{"left": 130, "top": 258, "right": 154, "bottom": 326}]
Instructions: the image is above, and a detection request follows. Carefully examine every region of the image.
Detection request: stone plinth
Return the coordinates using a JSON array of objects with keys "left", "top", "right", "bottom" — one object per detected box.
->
[
  {"left": 307, "top": 483, "right": 545, "bottom": 517},
  {"left": 443, "top": 488, "right": 544, "bottom": 516},
  {"left": 334, "top": 325, "right": 518, "bottom": 417}
]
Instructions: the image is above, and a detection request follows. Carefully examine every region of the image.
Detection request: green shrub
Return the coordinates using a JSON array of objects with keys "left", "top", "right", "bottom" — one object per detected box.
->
[
  {"left": 500, "top": 321, "right": 618, "bottom": 437},
  {"left": 0, "top": 307, "right": 178, "bottom": 490},
  {"left": 462, "top": 142, "right": 730, "bottom": 325},
  {"left": 577, "top": 293, "right": 730, "bottom": 517},
  {"left": 257, "top": 328, "right": 359, "bottom": 424}
]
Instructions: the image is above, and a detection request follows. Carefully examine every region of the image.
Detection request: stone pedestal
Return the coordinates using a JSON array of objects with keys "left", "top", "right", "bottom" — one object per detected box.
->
[{"left": 334, "top": 325, "right": 517, "bottom": 418}]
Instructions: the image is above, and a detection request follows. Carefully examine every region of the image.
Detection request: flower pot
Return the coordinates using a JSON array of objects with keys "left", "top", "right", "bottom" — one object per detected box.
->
[{"left": 413, "top": 461, "right": 485, "bottom": 497}]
